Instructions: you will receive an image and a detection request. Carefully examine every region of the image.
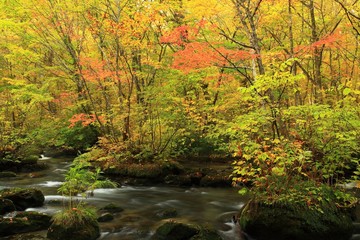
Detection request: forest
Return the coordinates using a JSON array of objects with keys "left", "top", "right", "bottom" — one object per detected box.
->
[{"left": 0, "top": 0, "right": 360, "bottom": 239}]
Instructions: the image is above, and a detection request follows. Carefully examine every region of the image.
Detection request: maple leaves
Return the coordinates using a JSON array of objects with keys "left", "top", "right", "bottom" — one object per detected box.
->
[
  {"left": 69, "top": 113, "right": 104, "bottom": 128},
  {"left": 79, "top": 57, "right": 114, "bottom": 83},
  {"left": 162, "top": 22, "right": 254, "bottom": 73}
]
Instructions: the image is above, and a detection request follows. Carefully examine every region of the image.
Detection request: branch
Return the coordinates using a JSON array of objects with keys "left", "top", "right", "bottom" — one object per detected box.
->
[
  {"left": 252, "top": 0, "right": 263, "bottom": 18},
  {"left": 219, "top": 32, "right": 255, "bottom": 49}
]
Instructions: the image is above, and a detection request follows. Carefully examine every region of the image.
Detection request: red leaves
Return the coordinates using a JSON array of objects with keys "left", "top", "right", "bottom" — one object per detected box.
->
[
  {"left": 311, "top": 31, "right": 344, "bottom": 49},
  {"left": 172, "top": 42, "right": 253, "bottom": 72},
  {"left": 69, "top": 113, "right": 104, "bottom": 128},
  {"left": 80, "top": 57, "right": 114, "bottom": 82},
  {"left": 160, "top": 25, "right": 193, "bottom": 46}
]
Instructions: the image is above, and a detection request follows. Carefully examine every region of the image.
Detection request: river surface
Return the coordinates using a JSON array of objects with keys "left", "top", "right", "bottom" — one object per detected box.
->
[{"left": 0, "top": 156, "right": 246, "bottom": 240}]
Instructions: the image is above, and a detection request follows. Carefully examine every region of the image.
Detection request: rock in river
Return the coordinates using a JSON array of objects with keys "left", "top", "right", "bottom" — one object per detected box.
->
[{"left": 0, "top": 188, "right": 45, "bottom": 211}]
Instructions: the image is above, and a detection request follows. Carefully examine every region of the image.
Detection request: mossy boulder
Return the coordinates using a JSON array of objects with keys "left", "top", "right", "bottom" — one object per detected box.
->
[
  {"left": 151, "top": 221, "right": 199, "bottom": 240},
  {"left": 199, "top": 174, "right": 231, "bottom": 187},
  {"left": 190, "top": 226, "right": 223, "bottom": 240},
  {"left": 0, "top": 188, "right": 45, "bottom": 211},
  {"left": 99, "top": 203, "right": 124, "bottom": 213},
  {"left": 0, "top": 171, "right": 17, "bottom": 178},
  {"left": 156, "top": 208, "right": 178, "bottom": 219},
  {"left": 47, "top": 209, "right": 100, "bottom": 240},
  {"left": 97, "top": 212, "right": 114, "bottom": 222},
  {"left": 0, "top": 198, "right": 16, "bottom": 214},
  {"left": 21, "top": 155, "right": 39, "bottom": 165},
  {"left": 0, "top": 159, "right": 20, "bottom": 171},
  {"left": 239, "top": 199, "right": 354, "bottom": 240},
  {"left": 151, "top": 221, "right": 222, "bottom": 240},
  {"left": 0, "top": 211, "right": 51, "bottom": 237}
]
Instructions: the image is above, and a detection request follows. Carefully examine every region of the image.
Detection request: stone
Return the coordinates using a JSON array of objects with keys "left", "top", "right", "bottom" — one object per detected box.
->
[
  {"left": 190, "top": 226, "right": 223, "bottom": 240},
  {"left": 0, "top": 211, "right": 51, "bottom": 237},
  {"left": 151, "top": 221, "right": 223, "bottom": 240},
  {"left": 47, "top": 208, "right": 100, "bottom": 240},
  {"left": 99, "top": 203, "right": 124, "bottom": 213},
  {"left": 21, "top": 155, "right": 39, "bottom": 165},
  {"left": 151, "top": 221, "right": 199, "bottom": 240},
  {"left": 0, "top": 188, "right": 45, "bottom": 211},
  {"left": 97, "top": 212, "right": 114, "bottom": 222},
  {"left": 156, "top": 208, "right": 178, "bottom": 219},
  {"left": 0, "top": 198, "right": 16, "bottom": 215},
  {"left": 199, "top": 175, "right": 231, "bottom": 187},
  {"left": 0, "top": 171, "right": 17, "bottom": 178},
  {"left": 239, "top": 199, "right": 354, "bottom": 240}
]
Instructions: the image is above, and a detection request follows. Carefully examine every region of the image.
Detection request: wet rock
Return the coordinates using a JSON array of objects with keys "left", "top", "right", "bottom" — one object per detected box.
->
[
  {"left": 151, "top": 221, "right": 223, "bottom": 240},
  {"left": 151, "top": 221, "right": 199, "bottom": 240},
  {"left": 164, "top": 175, "right": 192, "bottom": 186},
  {"left": 21, "top": 155, "right": 39, "bottom": 165},
  {"left": 0, "top": 188, "right": 45, "bottom": 211},
  {"left": 15, "top": 211, "right": 51, "bottom": 228},
  {"left": 47, "top": 209, "right": 100, "bottom": 240},
  {"left": 99, "top": 203, "right": 124, "bottom": 213},
  {"left": 97, "top": 212, "right": 114, "bottom": 222},
  {"left": 0, "top": 159, "right": 20, "bottom": 172},
  {"left": 0, "top": 211, "right": 51, "bottom": 237},
  {"left": 190, "top": 226, "right": 223, "bottom": 240},
  {"left": 0, "top": 198, "right": 16, "bottom": 215},
  {"left": 199, "top": 174, "right": 231, "bottom": 187},
  {"left": 239, "top": 199, "right": 353, "bottom": 240},
  {"left": 156, "top": 208, "right": 178, "bottom": 219},
  {"left": 0, "top": 171, "right": 17, "bottom": 178}
]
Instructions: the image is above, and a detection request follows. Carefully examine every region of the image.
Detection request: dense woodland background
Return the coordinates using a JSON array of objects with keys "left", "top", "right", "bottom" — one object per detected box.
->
[{"left": 0, "top": 0, "right": 359, "bottom": 190}]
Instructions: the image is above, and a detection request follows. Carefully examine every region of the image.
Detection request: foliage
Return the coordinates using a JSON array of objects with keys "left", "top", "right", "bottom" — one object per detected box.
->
[
  {"left": 231, "top": 101, "right": 359, "bottom": 208},
  {"left": 58, "top": 159, "right": 117, "bottom": 198},
  {"left": 51, "top": 204, "right": 97, "bottom": 227},
  {"left": 0, "top": 0, "right": 359, "bottom": 212}
]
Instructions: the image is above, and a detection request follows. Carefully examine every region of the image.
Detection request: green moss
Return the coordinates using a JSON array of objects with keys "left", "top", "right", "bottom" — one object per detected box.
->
[
  {"left": 240, "top": 195, "right": 354, "bottom": 240},
  {"left": 151, "top": 221, "right": 199, "bottom": 240}
]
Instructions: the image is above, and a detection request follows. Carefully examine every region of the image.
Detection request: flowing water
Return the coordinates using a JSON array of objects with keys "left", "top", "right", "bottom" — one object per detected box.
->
[{"left": 0, "top": 156, "right": 246, "bottom": 240}]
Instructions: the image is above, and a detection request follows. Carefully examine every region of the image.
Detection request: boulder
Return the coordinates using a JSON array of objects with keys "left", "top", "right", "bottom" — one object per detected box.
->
[
  {"left": 0, "top": 188, "right": 45, "bottom": 211},
  {"left": 21, "top": 155, "right": 39, "bottom": 165},
  {"left": 97, "top": 212, "right": 114, "bottom": 222},
  {"left": 0, "top": 211, "right": 51, "bottom": 237},
  {"left": 0, "top": 171, "right": 17, "bottom": 178},
  {"left": 156, "top": 208, "right": 178, "bottom": 219},
  {"left": 190, "top": 226, "right": 223, "bottom": 240},
  {"left": 151, "top": 221, "right": 223, "bottom": 240},
  {"left": 199, "top": 175, "right": 231, "bottom": 187},
  {"left": 47, "top": 208, "right": 100, "bottom": 240},
  {"left": 0, "top": 198, "right": 16, "bottom": 215},
  {"left": 239, "top": 199, "right": 354, "bottom": 240},
  {"left": 151, "top": 221, "right": 199, "bottom": 240},
  {"left": 99, "top": 203, "right": 124, "bottom": 213}
]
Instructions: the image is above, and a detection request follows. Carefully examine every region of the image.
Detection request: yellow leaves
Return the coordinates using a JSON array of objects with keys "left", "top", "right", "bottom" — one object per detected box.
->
[{"left": 183, "top": 0, "right": 235, "bottom": 23}]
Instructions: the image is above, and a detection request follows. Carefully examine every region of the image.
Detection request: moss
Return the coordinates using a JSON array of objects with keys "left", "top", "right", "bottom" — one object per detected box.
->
[
  {"left": 240, "top": 197, "right": 354, "bottom": 240},
  {"left": 151, "top": 221, "right": 199, "bottom": 240},
  {"left": 47, "top": 207, "right": 100, "bottom": 240},
  {"left": 99, "top": 203, "right": 124, "bottom": 213},
  {"left": 21, "top": 155, "right": 39, "bottom": 165}
]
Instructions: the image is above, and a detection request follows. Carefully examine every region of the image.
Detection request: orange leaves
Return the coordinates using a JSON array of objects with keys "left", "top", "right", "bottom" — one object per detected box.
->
[
  {"left": 172, "top": 42, "right": 216, "bottom": 71},
  {"left": 160, "top": 25, "right": 194, "bottom": 46},
  {"left": 80, "top": 57, "right": 114, "bottom": 83},
  {"left": 69, "top": 113, "right": 104, "bottom": 128},
  {"left": 311, "top": 31, "right": 345, "bottom": 49},
  {"left": 294, "top": 31, "right": 345, "bottom": 57},
  {"left": 171, "top": 41, "right": 253, "bottom": 72}
]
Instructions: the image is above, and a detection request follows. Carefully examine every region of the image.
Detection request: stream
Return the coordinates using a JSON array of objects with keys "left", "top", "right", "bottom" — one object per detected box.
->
[{"left": 0, "top": 156, "right": 246, "bottom": 240}]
